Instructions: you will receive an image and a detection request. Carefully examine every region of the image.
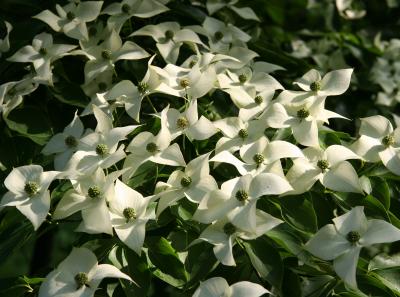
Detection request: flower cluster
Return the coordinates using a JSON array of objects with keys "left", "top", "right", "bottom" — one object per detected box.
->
[{"left": 1, "top": 0, "right": 400, "bottom": 296}]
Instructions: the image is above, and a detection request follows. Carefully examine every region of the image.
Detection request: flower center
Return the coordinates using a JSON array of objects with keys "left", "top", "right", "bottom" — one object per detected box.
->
[
  {"left": 179, "top": 78, "right": 190, "bottom": 88},
  {"left": 66, "top": 11, "right": 76, "bottom": 21},
  {"left": 346, "top": 231, "right": 360, "bottom": 244},
  {"left": 310, "top": 81, "right": 321, "bottom": 92},
  {"left": 39, "top": 47, "right": 47, "bottom": 55},
  {"left": 137, "top": 82, "right": 149, "bottom": 94},
  {"left": 165, "top": 30, "right": 174, "bottom": 40},
  {"left": 254, "top": 95, "right": 263, "bottom": 105},
  {"left": 88, "top": 186, "right": 101, "bottom": 199},
  {"left": 317, "top": 159, "right": 330, "bottom": 171},
  {"left": 146, "top": 142, "right": 158, "bottom": 153},
  {"left": 101, "top": 50, "right": 112, "bottom": 60},
  {"left": 65, "top": 135, "right": 78, "bottom": 147},
  {"left": 253, "top": 153, "right": 264, "bottom": 165},
  {"left": 123, "top": 207, "right": 136, "bottom": 223},
  {"left": 74, "top": 272, "right": 89, "bottom": 289},
  {"left": 180, "top": 176, "right": 192, "bottom": 187},
  {"left": 235, "top": 189, "right": 249, "bottom": 202},
  {"left": 297, "top": 108, "right": 310, "bottom": 119},
  {"left": 238, "top": 74, "right": 247, "bottom": 84},
  {"left": 382, "top": 135, "right": 395, "bottom": 147},
  {"left": 223, "top": 222, "right": 236, "bottom": 235},
  {"left": 214, "top": 31, "right": 224, "bottom": 41},
  {"left": 24, "top": 181, "right": 39, "bottom": 197},
  {"left": 121, "top": 4, "right": 131, "bottom": 13},
  {"left": 96, "top": 144, "right": 109, "bottom": 156},
  {"left": 238, "top": 128, "right": 248, "bottom": 139},
  {"left": 176, "top": 117, "right": 189, "bottom": 129}
]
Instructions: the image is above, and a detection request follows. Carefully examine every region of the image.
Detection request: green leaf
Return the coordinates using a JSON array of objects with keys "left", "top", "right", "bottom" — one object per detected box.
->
[
  {"left": 369, "top": 177, "right": 391, "bottom": 210},
  {"left": 145, "top": 237, "right": 188, "bottom": 287},
  {"left": 370, "top": 270, "right": 400, "bottom": 295},
  {"left": 243, "top": 236, "right": 283, "bottom": 291},
  {"left": 4, "top": 106, "right": 52, "bottom": 145},
  {"left": 50, "top": 81, "right": 90, "bottom": 108},
  {"left": 279, "top": 194, "right": 318, "bottom": 233},
  {"left": 122, "top": 247, "right": 152, "bottom": 296}
]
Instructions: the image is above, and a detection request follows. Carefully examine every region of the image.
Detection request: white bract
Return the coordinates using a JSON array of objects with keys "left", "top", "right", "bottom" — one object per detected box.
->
[
  {"left": 38, "top": 247, "right": 132, "bottom": 297},
  {"left": 286, "top": 145, "right": 362, "bottom": 194},
  {"left": 34, "top": 1, "right": 103, "bottom": 40},
  {"left": 351, "top": 115, "right": 400, "bottom": 175},
  {"left": 0, "top": 165, "right": 59, "bottom": 230},
  {"left": 8, "top": 32, "right": 76, "bottom": 84},
  {"left": 306, "top": 206, "right": 400, "bottom": 288},
  {"left": 109, "top": 179, "right": 155, "bottom": 254},
  {"left": 0, "top": 21, "right": 12, "bottom": 57},
  {"left": 192, "top": 277, "right": 268, "bottom": 297}
]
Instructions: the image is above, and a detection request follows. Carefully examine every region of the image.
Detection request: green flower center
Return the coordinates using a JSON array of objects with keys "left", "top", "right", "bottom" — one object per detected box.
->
[
  {"left": 123, "top": 207, "right": 136, "bottom": 222},
  {"left": 254, "top": 95, "right": 263, "bottom": 105},
  {"left": 382, "top": 135, "right": 395, "bottom": 147},
  {"left": 165, "top": 30, "right": 174, "bottom": 40},
  {"left": 297, "top": 108, "right": 310, "bottom": 119},
  {"left": 180, "top": 176, "right": 192, "bottom": 187},
  {"left": 214, "top": 31, "right": 224, "bottom": 41},
  {"left": 310, "top": 81, "right": 321, "bottom": 92},
  {"left": 253, "top": 153, "right": 264, "bottom": 165},
  {"left": 238, "top": 74, "right": 247, "bottom": 84},
  {"left": 179, "top": 78, "right": 190, "bottom": 88},
  {"left": 65, "top": 135, "right": 78, "bottom": 147},
  {"left": 346, "top": 231, "right": 361, "bottom": 244},
  {"left": 24, "top": 181, "right": 39, "bottom": 197},
  {"left": 88, "top": 186, "right": 101, "bottom": 198},
  {"left": 39, "top": 47, "right": 47, "bottom": 55},
  {"left": 121, "top": 4, "right": 131, "bottom": 13},
  {"left": 146, "top": 142, "right": 158, "bottom": 153},
  {"left": 223, "top": 222, "right": 236, "bottom": 235},
  {"left": 137, "top": 82, "right": 149, "bottom": 94},
  {"left": 67, "top": 11, "right": 76, "bottom": 21},
  {"left": 235, "top": 189, "right": 249, "bottom": 202},
  {"left": 96, "top": 144, "right": 109, "bottom": 156},
  {"left": 88, "top": 27, "right": 97, "bottom": 37},
  {"left": 176, "top": 117, "right": 189, "bottom": 129},
  {"left": 74, "top": 272, "right": 89, "bottom": 289},
  {"left": 101, "top": 50, "right": 112, "bottom": 60},
  {"left": 238, "top": 128, "right": 248, "bottom": 139},
  {"left": 98, "top": 82, "right": 107, "bottom": 91},
  {"left": 317, "top": 159, "right": 330, "bottom": 171}
]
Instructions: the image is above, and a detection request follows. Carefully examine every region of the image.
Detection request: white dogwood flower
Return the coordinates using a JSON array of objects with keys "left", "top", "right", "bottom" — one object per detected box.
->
[
  {"left": 131, "top": 22, "right": 205, "bottom": 64},
  {"left": 53, "top": 167, "right": 120, "bottom": 235},
  {"left": 156, "top": 153, "right": 217, "bottom": 215},
  {"left": 351, "top": 115, "right": 400, "bottom": 175},
  {"left": 306, "top": 206, "right": 400, "bottom": 288},
  {"left": 34, "top": 1, "right": 103, "bottom": 40},
  {"left": 286, "top": 145, "right": 362, "bottom": 194},
  {"left": 193, "top": 211, "right": 282, "bottom": 266},
  {"left": 42, "top": 112, "right": 87, "bottom": 171},
  {"left": 193, "top": 277, "right": 268, "bottom": 297},
  {"left": 109, "top": 180, "right": 155, "bottom": 254},
  {"left": 38, "top": 247, "right": 132, "bottom": 297},
  {"left": 102, "top": 0, "right": 169, "bottom": 33},
  {"left": 193, "top": 174, "right": 292, "bottom": 232},
  {"left": 206, "top": 0, "right": 260, "bottom": 21},
  {"left": 0, "top": 21, "right": 12, "bottom": 57},
  {"left": 160, "top": 102, "right": 217, "bottom": 141},
  {"left": 8, "top": 32, "right": 76, "bottom": 84},
  {"left": 0, "top": 165, "right": 59, "bottom": 230}
]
